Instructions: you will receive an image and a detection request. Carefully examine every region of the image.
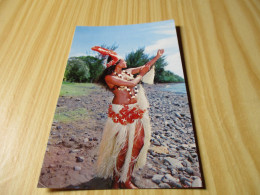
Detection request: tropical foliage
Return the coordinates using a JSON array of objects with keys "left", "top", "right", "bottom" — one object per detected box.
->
[{"left": 64, "top": 47, "right": 184, "bottom": 83}]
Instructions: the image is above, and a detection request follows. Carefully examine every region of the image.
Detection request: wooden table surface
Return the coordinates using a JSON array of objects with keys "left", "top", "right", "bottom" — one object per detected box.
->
[{"left": 0, "top": 0, "right": 259, "bottom": 194}]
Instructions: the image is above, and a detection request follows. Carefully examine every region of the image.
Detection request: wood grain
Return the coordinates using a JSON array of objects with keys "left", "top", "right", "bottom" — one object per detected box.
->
[{"left": 0, "top": 0, "right": 259, "bottom": 194}]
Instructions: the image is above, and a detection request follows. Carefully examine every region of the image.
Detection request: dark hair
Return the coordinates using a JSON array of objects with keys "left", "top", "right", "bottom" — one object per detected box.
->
[{"left": 97, "top": 59, "right": 121, "bottom": 90}]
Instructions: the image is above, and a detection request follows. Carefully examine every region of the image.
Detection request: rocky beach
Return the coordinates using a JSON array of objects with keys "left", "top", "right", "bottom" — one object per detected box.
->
[{"left": 38, "top": 83, "right": 203, "bottom": 189}]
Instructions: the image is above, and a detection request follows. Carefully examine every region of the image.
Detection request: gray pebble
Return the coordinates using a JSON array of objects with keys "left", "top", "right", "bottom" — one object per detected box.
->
[
  {"left": 159, "top": 168, "right": 168, "bottom": 174},
  {"left": 183, "top": 181, "right": 191, "bottom": 187},
  {"left": 74, "top": 166, "right": 81, "bottom": 171},
  {"left": 163, "top": 157, "right": 183, "bottom": 170},
  {"left": 146, "top": 163, "right": 153, "bottom": 169},
  {"left": 192, "top": 177, "right": 202, "bottom": 187},
  {"left": 150, "top": 167, "right": 157, "bottom": 172},
  {"left": 76, "top": 156, "right": 84, "bottom": 162},
  {"left": 56, "top": 126, "right": 62, "bottom": 130},
  {"left": 191, "top": 153, "right": 197, "bottom": 158},
  {"left": 159, "top": 183, "right": 171, "bottom": 188},
  {"left": 166, "top": 154, "right": 176, "bottom": 158},
  {"left": 48, "top": 164, "right": 55, "bottom": 168},
  {"left": 178, "top": 167, "right": 185, "bottom": 171},
  {"left": 69, "top": 149, "right": 81, "bottom": 153},
  {"left": 56, "top": 140, "right": 62, "bottom": 145},
  {"left": 193, "top": 171, "right": 201, "bottom": 177},
  {"left": 175, "top": 112, "right": 182, "bottom": 118},
  {"left": 169, "top": 168, "right": 178, "bottom": 176},
  {"left": 162, "top": 174, "right": 181, "bottom": 188},
  {"left": 69, "top": 136, "right": 76, "bottom": 141},
  {"left": 143, "top": 173, "right": 153, "bottom": 179},
  {"left": 152, "top": 174, "right": 164, "bottom": 184},
  {"left": 190, "top": 143, "right": 196, "bottom": 149},
  {"left": 187, "top": 154, "right": 194, "bottom": 163},
  {"left": 179, "top": 176, "right": 191, "bottom": 185},
  {"left": 152, "top": 139, "right": 161, "bottom": 146},
  {"left": 185, "top": 167, "right": 194, "bottom": 175},
  {"left": 182, "top": 161, "right": 187, "bottom": 167},
  {"left": 154, "top": 131, "right": 159, "bottom": 135}
]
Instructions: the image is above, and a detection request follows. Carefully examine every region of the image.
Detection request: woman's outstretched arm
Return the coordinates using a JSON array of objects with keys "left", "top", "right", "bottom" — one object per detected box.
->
[
  {"left": 105, "top": 67, "right": 149, "bottom": 88},
  {"left": 129, "top": 49, "right": 164, "bottom": 75},
  {"left": 105, "top": 75, "right": 143, "bottom": 88}
]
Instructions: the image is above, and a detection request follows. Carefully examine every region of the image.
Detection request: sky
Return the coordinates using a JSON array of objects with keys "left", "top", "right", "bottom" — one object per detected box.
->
[{"left": 68, "top": 20, "right": 184, "bottom": 78}]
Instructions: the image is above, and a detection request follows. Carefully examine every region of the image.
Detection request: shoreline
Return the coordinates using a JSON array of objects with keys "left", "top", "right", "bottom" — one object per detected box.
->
[{"left": 144, "top": 83, "right": 187, "bottom": 95}]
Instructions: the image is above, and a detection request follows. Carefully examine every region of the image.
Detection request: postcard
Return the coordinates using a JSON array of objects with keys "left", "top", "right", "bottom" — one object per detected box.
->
[{"left": 38, "top": 20, "right": 204, "bottom": 189}]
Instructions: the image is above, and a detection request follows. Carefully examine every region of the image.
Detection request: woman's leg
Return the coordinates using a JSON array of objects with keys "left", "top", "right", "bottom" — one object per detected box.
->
[
  {"left": 112, "top": 136, "right": 128, "bottom": 188},
  {"left": 122, "top": 120, "right": 145, "bottom": 189},
  {"left": 112, "top": 120, "right": 145, "bottom": 189}
]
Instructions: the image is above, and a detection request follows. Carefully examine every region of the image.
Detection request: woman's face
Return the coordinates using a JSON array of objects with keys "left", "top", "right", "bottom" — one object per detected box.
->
[{"left": 117, "top": 59, "right": 127, "bottom": 69}]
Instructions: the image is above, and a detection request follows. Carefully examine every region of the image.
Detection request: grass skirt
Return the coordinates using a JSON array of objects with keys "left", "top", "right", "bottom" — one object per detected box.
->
[{"left": 96, "top": 85, "right": 151, "bottom": 182}]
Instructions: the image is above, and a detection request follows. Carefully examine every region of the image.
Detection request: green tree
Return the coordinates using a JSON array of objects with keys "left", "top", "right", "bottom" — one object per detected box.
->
[
  {"left": 125, "top": 48, "right": 149, "bottom": 68},
  {"left": 79, "top": 56, "right": 104, "bottom": 83},
  {"left": 65, "top": 57, "right": 90, "bottom": 82},
  {"left": 159, "top": 70, "right": 184, "bottom": 83},
  {"left": 125, "top": 48, "right": 184, "bottom": 83},
  {"left": 153, "top": 56, "right": 168, "bottom": 83}
]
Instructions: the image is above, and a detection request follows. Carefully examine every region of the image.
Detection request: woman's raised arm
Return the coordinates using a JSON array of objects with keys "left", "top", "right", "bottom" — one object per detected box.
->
[{"left": 129, "top": 49, "right": 164, "bottom": 75}]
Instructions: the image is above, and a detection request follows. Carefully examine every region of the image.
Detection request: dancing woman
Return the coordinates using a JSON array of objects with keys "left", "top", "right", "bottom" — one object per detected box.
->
[{"left": 92, "top": 46, "right": 164, "bottom": 189}]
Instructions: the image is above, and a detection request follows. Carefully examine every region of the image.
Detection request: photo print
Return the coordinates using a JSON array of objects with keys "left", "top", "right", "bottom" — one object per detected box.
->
[{"left": 38, "top": 20, "right": 204, "bottom": 189}]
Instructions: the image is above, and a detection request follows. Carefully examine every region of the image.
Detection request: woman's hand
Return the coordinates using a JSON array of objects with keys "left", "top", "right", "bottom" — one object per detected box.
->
[
  {"left": 135, "top": 49, "right": 164, "bottom": 76},
  {"left": 157, "top": 49, "right": 164, "bottom": 57},
  {"left": 139, "top": 66, "right": 150, "bottom": 76}
]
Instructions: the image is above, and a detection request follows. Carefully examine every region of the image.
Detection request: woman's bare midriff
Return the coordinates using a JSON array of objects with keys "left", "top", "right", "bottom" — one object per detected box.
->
[{"left": 111, "top": 87, "right": 138, "bottom": 105}]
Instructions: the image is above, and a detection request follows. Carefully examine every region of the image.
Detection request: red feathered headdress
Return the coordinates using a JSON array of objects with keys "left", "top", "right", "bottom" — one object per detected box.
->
[{"left": 91, "top": 46, "right": 121, "bottom": 67}]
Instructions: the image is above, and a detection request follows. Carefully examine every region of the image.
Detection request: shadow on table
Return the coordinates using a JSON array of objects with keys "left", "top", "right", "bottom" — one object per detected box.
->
[{"left": 64, "top": 177, "right": 112, "bottom": 190}]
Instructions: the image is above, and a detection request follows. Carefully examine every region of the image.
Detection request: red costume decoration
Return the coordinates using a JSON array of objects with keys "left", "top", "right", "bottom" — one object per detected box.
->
[
  {"left": 108, "top": 105, "right": 146, "bottom": 125},
  {"left": 91, "top": 46, "right": 121, "bottom": 67}
]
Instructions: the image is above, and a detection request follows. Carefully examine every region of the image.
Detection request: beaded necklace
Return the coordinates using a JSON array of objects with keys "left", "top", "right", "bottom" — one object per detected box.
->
[{"left": 114, "top": 70, "right": 139, "bottom": 99}]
